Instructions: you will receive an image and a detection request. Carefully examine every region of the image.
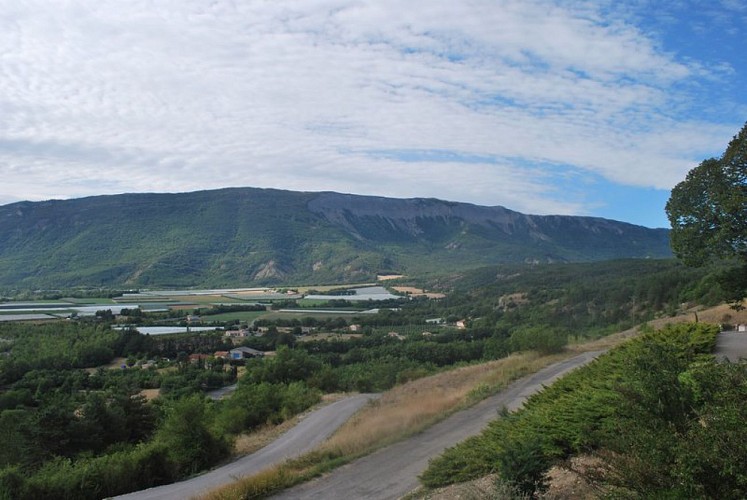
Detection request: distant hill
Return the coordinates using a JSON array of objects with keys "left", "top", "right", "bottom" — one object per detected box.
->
[{"left": 0, "top": 187, "right": 671, "bottom": 288}]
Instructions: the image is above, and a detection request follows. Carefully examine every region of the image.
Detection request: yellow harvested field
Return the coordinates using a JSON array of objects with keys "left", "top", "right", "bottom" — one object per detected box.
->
[
  {"left": 392, "top": 286, "right": 446, "bottom": 299},
  {"left": 377, "top": 274, "right": 405, "bottom": 281}
]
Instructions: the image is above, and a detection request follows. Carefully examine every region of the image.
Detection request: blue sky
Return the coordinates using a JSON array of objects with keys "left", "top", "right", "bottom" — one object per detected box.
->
[{"left": 0, "top": 0, "right": 745, "bottom": 228}]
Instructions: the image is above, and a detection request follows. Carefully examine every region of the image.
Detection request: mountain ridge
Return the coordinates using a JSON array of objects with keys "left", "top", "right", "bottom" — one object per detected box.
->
[{"left": 0, "top": 187, "right": 671, "bottom": 288}]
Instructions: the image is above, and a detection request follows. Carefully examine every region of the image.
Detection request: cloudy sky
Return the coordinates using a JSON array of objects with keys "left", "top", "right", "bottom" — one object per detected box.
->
[{"left": 0, "top": 0, "right": 745, "bottom": 227}]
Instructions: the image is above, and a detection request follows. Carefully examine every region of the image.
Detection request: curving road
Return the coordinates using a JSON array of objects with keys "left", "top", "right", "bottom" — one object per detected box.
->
[
  {"left": 113, "top": 393, "right": 378, "bottom": 500},
  {"left": 272, "top": 350, "right": 605, "bottom": 500},
  {"left": 714, "top": 331, "right": 747, "bottom": 361}
]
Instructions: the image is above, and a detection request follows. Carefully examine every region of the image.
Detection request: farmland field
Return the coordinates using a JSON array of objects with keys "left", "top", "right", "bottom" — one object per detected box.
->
[{"left": 200, "top": 310, "right": 268, "bottom": 322}]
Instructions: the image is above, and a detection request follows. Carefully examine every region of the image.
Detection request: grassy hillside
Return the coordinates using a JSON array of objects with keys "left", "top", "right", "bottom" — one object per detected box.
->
[
  {"left": 0, "top": 187, "right": 671, "bottom": 289},
  {"left": 407, "top": 259, "right": 728, "bottom": 344}
]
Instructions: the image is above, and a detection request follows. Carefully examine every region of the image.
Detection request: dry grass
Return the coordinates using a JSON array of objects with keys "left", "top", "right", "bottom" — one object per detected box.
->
[
  {"left": 321, "top": 351, "right": 569, "bottom": 457},
  {"left": 408, "top": 474, "right": 500, "bottom": 500},
  {"left": 232, "top": 422, "right": 303, "bottom": 457},
  {"left": 199, "top": 351, "right": 573, "bottom": 500},
  {"left": 412, "top": 455, "right": 601, "bottom": 500},
  {"left": 138, "top": 388, "right": 160, "bottom": 401},
  {"left": 199, "top": 463, "right": 296, "bottom": 500},
  {"left": 377, "top": 274, "right": 406, "bottom": 281},
  {"left": 392, "top": 286, "right": 447, "bottom": 299},
  {"left": 567, "top": 300, "right": 747, "bottom": 355}
]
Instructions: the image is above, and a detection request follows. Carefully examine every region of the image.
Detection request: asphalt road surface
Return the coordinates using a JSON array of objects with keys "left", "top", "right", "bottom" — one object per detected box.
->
[
  {"left": 113, "top": 393, "right": 378, "bottom": 500},
  {"left": 273, "top": 350, "right": 604, "bottom": 500},
  {"left": 714, "top": 331, "right": 747, "bottom": 361},
  {"left": 206, "top": 383, "right": 238, "bottom": 400}
]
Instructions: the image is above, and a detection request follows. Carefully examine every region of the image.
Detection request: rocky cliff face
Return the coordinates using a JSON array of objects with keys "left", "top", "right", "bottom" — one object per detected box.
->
[{"left": 307, "top": 192, "right": 668, "bottom": 255}]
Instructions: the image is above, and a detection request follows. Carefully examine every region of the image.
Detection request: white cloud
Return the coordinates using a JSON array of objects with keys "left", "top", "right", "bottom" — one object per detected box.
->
[{"left": 0, "top": 0, "right": 740, "bottom": 218}]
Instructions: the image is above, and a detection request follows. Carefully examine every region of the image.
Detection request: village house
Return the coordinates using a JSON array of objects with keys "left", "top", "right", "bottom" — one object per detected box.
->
[
  {"left": 224, "top": 329, "right": 249, "bottom": 338},
  {"left": 188, "top": 353, "right": 211, "bottom": 364}
]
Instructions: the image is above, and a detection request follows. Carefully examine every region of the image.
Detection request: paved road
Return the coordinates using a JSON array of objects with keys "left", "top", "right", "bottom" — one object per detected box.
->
[
  {"left": 206, "top": 383, "right": 238, "bottom": 400},
  {"left": 715, "top": 331, "right": 747, "bottom": 361},
  {"left": 114, "top": 393, "right": 378, "bottom": 500},
  {"left": 273, "top": 350, "right": 604, "bottom": 500}
]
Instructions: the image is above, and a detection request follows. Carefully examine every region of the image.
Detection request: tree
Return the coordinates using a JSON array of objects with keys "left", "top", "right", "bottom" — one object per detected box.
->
[
  {"left": 666, "top": 122, "right": 747, "bottom": 304},
  {"left": 155, "top": 395, "right": 228, "bottom": 475},
  {"left": 509, "top": 325, "right": 567, "bottom": 354},
  {"left": 496, "top": 433, "right": 553, "bottom": 496}
]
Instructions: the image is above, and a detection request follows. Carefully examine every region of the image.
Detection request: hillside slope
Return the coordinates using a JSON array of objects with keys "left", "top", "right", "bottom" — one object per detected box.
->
[{"left": 0, "top": 187, "right": 671, "bottom": 288}]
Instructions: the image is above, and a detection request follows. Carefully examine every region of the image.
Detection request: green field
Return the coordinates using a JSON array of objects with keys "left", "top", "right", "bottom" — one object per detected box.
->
[
  {"left": 261, "top": 311, "right": 362, "bottom": 321},
  {"left": 295, "top": 298, "right": 365, "bottom": 309}
]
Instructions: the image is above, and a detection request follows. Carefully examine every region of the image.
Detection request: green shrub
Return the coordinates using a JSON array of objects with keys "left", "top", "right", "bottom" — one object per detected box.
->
[{"left": 422, "top": 323, "right": 722, "bottom": 492}]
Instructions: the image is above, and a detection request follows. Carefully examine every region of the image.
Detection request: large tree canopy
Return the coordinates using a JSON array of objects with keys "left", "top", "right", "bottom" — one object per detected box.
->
[{"left": 666, "top": 122, "right": 747, "bottom": 304}]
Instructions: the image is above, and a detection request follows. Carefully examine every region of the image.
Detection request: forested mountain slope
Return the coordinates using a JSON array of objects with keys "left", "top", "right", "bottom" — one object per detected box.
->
[{"left": 0, "top": 187, "right": 671, "bottom": 288}]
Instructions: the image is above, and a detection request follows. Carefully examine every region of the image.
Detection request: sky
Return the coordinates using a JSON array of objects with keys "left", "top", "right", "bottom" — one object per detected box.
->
[{"left": 0, "top": 0, "right": 745, "bottom": 228}]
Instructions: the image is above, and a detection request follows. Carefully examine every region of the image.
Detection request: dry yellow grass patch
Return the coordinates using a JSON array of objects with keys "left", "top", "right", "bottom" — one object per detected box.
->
[
  {"left": 201, "top": 463, "right": 295, "bottom": 500},
  {"left": 378, "top": 274, "right": 406, "bottom": 281},
  {"left": 199, "top": 351, "right": 573, "bottom": 500},
  {"left": 321, "top": 351, "right": 568, "bottom": 457},
  {"left": 568, "top": 300, "right": 747, "bottom": 355},
  {"left": 392, "top": 286, "right": 447, "bottom": 299},
  {"left": 232, "top": 422, "right": 298, "bottom": 457},
  {"left": 137, "top": 388, "right": 160, "bottom": 401},
  {"left": 408, "top": 474, "right": 499, "bottom": 500}
]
